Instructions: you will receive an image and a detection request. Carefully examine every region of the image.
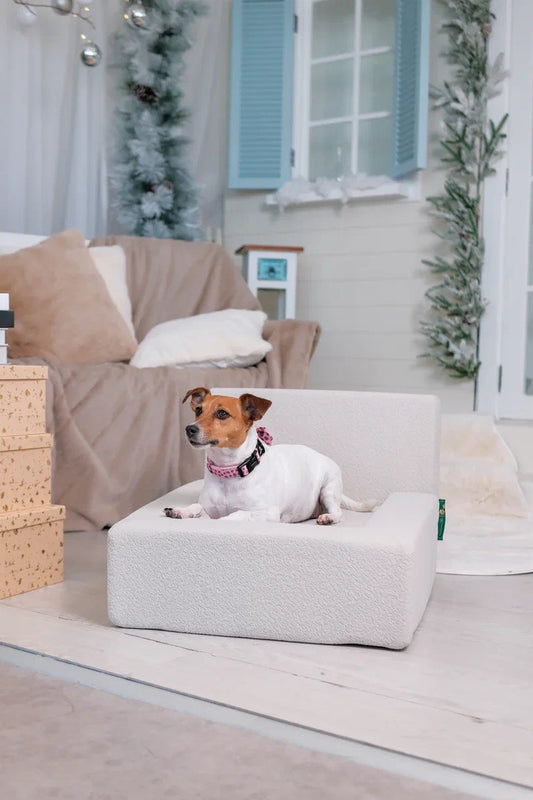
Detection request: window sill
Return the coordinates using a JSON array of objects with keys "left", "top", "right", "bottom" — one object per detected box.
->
[{"left": 265, "top": 175, "right": 420, "bottom": 208}]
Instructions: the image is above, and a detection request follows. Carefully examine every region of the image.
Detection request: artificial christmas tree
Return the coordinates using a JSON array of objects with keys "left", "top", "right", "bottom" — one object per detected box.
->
[{"left": 110, "top": 0, "right": 205, "bottom": 240}]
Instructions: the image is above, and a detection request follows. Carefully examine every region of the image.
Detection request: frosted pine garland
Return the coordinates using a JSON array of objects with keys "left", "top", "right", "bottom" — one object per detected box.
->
[
  {"left": 109, "top": 0, "right": 206, "bottom": 240},
  {"left": 421, "top": 0, "right": 507, "bottom": 382}
]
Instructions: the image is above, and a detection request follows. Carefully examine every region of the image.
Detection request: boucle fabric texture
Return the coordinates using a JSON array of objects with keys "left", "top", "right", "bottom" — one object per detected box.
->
[
  {"left": 108, "top": 485, "right": 437, "bottom": 649},
  {"left": 108, "top": 389, "right": 440, "bottom": 648},
  {"left": 0, "top": 230, "right": 137, "bottom": 363}
]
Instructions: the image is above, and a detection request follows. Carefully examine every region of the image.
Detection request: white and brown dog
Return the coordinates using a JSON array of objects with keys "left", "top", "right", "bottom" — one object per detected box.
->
[{"left": 164, "top": 388, "right": 376, "bottom": 525}]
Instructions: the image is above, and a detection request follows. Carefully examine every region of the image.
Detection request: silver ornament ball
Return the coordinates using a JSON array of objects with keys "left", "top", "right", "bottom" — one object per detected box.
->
[
  {"left": 80, "top": 41, "right": 102, "bottom": 67},
  {"left": 53, "top": 0, "right": 74, "bottom": 15},
  {"left": 129, "top": 3, "right": 147, "bottom": 28}
]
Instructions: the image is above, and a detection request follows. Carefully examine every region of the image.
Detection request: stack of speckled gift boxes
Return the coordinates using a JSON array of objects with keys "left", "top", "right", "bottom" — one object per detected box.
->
[{"left": 0, "top": 364, "right": 65, "bottom": 599}]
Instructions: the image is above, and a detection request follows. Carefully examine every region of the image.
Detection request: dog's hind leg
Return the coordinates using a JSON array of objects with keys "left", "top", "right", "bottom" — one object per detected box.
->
[{"left": 316, "top": 469, "right": 343, "bottom": 526}]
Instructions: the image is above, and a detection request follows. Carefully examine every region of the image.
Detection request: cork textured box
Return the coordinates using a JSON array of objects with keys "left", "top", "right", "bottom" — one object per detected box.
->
[
  {"left": 0, "top": 433, "right": 52, "bottom": 513},
  {"left": 0, "top": 364, "right": 65, "bottom": 600},
  {"left": 0, "top": 365, "right": 47, "bottom": 435},
  {"left": 0, "top": 506, "right": 65, "bottom": 600}
]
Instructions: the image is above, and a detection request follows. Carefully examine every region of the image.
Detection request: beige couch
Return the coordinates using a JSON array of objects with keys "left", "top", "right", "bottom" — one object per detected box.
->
[{"left": 5, "top": 233, "right": 320, "bottom": 531}]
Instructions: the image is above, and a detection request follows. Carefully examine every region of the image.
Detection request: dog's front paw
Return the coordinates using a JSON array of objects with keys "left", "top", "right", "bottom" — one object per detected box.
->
[
  {"left": 164, "top": 507, "right": 182, "bottom": 519},
  {"left": 317, "top": 513, "right": 335, "bottom": 525}
]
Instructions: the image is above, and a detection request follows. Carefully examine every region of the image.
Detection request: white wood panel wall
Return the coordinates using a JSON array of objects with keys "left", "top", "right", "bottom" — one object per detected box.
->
[{"left": 225, "top": 191, "right": 473, "bottom": 412}]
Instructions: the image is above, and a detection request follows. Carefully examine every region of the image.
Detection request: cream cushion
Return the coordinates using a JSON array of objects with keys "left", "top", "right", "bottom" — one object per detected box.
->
[
  {"left": 130, "top": 309, "right": 272, "bottom": 369},
  {"left": 88, "top": 245, "right": 136, "bottom": 340}
]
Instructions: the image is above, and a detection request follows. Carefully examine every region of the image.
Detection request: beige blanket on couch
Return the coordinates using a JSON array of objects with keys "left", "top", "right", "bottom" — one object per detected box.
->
[{"left": 18, "top": 236, "right": 320, "bottom": 531}]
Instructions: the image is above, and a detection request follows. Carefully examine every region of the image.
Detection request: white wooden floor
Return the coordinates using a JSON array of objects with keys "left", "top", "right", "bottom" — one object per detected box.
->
[{"left": 0, "top": 531, "right": 532, "bottom": 794}]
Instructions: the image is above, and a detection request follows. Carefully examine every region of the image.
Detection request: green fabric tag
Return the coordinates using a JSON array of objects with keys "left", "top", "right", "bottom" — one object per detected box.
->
[{"left": 438, "top": 498, "right": 446, "bottom": 540}]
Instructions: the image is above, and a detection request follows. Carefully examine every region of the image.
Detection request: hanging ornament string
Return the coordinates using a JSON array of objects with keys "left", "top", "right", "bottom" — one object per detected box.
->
[
  {"left": 13, "top": 0, "right": 95, "bottom": 28},
  {"left": 12, "top": 0, "right": 102, "bottom": 66}
]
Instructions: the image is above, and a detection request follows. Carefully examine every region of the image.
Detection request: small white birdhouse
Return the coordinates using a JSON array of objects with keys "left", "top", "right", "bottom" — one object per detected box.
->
[{"left": 236, "top": 245, "right": 303, "bottom": 320}]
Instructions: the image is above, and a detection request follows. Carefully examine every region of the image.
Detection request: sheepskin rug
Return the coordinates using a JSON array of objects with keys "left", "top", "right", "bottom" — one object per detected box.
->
[{"left": 437, "top": 415, "right": 533, "bottom": 575}]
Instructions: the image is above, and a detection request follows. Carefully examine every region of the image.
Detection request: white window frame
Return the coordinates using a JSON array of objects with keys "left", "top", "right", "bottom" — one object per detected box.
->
[
  {"left": 266, "top": 0, "right": 420, "bottom": 206},
  {"left": 293, "top": 0, "right": 395, "bottom": 180}
]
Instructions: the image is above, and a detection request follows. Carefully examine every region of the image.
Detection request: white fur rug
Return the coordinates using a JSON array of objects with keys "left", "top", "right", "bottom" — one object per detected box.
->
[{"left": 436, "top": 416, "right": 533, "bottom": 575}]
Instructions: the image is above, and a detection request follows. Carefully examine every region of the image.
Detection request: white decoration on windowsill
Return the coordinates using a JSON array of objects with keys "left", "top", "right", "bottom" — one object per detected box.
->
[{"left": 266, "top": 173, "right": 418, "bottom": 209}]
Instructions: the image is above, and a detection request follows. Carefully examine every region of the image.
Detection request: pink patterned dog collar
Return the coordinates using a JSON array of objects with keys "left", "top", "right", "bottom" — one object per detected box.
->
[{"left": 207, "top": 427, "right": 273, "bottom": 479}]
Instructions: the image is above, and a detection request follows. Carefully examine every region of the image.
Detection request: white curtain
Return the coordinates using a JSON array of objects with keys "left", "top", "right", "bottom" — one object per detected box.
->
[
  {"left": 0, "top": 1, "right": 108, "bottom": 237},
  {"left": 183, "top": 0, "right": 232, "bottom": 238},
  {"left": 0, "top": 1, "right": 231, "bottom": 239}
]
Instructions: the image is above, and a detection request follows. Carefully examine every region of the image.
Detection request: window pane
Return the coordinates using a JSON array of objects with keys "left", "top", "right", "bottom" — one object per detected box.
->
[
  {"left": 312, "top": 0, "right": 355, "bottom": 59},
  {"left": 525, "top": 293, "right": 533, "bottom": 395},
  {"left": 361, "top": 0, "right": 395, "bottom": 50},
  {"left": 359, "top": 51, "right": 394, "bottom": 114},
  {"left": 358, "top": 116, "right": 393, "bottom": 175},
  {"left": 309, "top": 122, "right": 352, "bottom": 180},
  {"left": 310, "top": 58, "right": 354, "bottom": 121}
]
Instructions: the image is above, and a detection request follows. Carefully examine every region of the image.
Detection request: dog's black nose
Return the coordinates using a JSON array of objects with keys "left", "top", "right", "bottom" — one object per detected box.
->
[{"left": 186, "top": 424, "right": 198, "bottom": 439}]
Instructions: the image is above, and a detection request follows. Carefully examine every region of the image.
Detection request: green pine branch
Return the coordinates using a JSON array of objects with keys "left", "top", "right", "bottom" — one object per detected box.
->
[
  {"left": 109, "top": 0, "right": 207, "bottom": 240},
  {"left": 421, "top": 0, "right": 507, "bottom": 385}
]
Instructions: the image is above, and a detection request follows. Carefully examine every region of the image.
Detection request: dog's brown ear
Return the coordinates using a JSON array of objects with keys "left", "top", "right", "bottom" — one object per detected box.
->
[
  {"left": 182, "top": 387, "right": 210, "bottom": 409},
  {"left": 239, "top": 393, "right": 272, "bottom": 422}
]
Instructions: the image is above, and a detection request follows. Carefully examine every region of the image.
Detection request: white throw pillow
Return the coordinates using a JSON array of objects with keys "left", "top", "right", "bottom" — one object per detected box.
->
[
  {"left": 88, "top": 246, "right": 136, "bottom": 340},
  {"left": 130, "top": 309, "right": 272, "bottom": 369}
]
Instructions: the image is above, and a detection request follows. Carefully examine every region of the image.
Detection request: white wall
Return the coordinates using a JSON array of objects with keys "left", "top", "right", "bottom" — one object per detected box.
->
[{"left": 223, "top": 0, "right": 475, "bottom": 412}]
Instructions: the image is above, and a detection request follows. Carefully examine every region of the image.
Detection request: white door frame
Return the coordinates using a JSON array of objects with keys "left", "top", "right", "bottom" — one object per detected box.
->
[
  {"left": 476, "top": 0, "right": 511, "bottom": 417},
  {"left": 498, "top": 0, "right": 533, "bottom": 418},
  {"left": 479, "top": 0, "right": 533, "bottom": 419}
]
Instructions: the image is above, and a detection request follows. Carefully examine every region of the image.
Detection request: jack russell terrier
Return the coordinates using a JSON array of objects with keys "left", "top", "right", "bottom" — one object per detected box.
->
[{"left": 164, "top": 388, "right": 377, "bottom": 525}]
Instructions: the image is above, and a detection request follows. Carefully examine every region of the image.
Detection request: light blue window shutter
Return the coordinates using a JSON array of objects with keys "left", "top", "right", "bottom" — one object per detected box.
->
[
  {"left": 392, "top": 0, "right": 431, "bottom": 178},
  {"left": 228, "top": 0, "right": 294, "bottom": 189}
]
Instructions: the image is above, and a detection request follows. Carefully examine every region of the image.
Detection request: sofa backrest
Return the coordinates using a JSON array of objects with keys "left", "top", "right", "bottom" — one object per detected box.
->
[
  {"left": 213, "top": 387, "right": 440, "bottom": 502},
  {"left": 90, "top": 235, "right": 260, "bottom": 341},
  {"left": 0, "top": 233, "right": 260, "bottom": 343},
  {"left": 0, "top": 233, "right": 91, "bottom": 253}
]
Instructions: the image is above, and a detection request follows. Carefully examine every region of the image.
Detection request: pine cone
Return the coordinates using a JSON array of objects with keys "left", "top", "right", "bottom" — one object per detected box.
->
[{"left": 130, "top": 83, "right": 158, "bottom": 105}]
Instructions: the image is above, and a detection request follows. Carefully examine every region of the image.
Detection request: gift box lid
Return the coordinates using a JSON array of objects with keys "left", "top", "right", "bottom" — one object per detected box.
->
[
  {"left": 0, "top": 433, "right": 52, "bottom": 452},
  {"left": 0, "top": 365, "right": 48, "bottom": 381},
  {"left": 0, "top": 504, "right": 65, "bottom": 533}
]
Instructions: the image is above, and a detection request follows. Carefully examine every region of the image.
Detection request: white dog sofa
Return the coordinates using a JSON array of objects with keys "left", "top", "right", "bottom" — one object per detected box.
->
[{"left": 108, "top": 388, "right": 440, "bottom": 649}]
